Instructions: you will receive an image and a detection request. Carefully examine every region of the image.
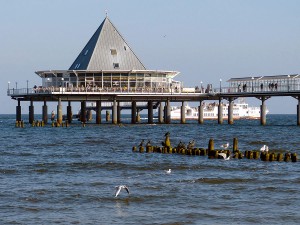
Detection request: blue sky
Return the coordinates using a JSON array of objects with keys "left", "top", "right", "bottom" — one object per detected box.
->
[{"left": 1, "top": 0, "right": 300, "bottom": 114}]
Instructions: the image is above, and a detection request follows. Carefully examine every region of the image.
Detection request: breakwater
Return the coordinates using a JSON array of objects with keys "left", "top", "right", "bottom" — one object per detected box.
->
[{"left": 133, "top": 137, "right": 297, "bottom": 163}]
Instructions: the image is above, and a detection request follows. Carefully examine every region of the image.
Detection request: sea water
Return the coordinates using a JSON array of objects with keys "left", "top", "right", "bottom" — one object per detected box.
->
[{"left": 1, "top": 114, "right": 300, "bottom": 224}]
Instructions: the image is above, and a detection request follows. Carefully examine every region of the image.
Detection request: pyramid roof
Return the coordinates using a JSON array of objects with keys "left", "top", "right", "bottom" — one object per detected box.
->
[{"left": 69, "top": 17, "right": 146, "bottom": 71}]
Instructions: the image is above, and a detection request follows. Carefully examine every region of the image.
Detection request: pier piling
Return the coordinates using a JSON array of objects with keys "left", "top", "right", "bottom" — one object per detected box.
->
[
  {"left": 42, "top": 100, "right": 48, "bottom": 124},
  {"left": 29, "top": 99, "right": 34, "bottom": 124}
]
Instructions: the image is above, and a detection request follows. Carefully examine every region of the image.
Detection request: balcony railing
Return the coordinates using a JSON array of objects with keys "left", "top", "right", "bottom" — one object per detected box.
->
[{"left": 7, "top": 83, "right": 300, "bottom": 97}]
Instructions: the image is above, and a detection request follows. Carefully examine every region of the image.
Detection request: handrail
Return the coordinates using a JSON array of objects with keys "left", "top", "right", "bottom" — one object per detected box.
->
[{"left": 7, "top": 83, "right": 300, "bottom": 96}]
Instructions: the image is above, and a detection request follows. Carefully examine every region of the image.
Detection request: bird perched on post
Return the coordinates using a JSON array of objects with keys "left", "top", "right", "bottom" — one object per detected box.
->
[
  {"left": 187, "top": 140, "right": 195, "bottom": 149},
  {"left": 139, "top": 139, "right": 144, "bottom": 147},
  {"left": 220, "top": 142, "right": 229, "bottom": 149},
  {"left": 115, "top": 185, "right": 130, "bottom": 197},
  {"left": 177, "top": 141, "right": 185, "bottom": 149},
  {"left": 260, "top": 145, "right": 269, "bottom": 152},
  {"left": 146, "top": 140, "right": 151, "bottom": 147},
  {"left": 162, "top": 132, "right": 171, "bottom": 147}
]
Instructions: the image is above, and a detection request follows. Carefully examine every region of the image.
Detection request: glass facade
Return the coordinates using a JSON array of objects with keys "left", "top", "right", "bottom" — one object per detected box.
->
[{"left": 39, "top": 70, "right": 180, "bottom": 93}]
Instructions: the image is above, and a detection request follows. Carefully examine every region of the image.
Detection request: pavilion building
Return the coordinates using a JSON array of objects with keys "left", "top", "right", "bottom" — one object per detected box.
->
[{"left": 35, "top": 16, "right": 180, "bottom": 94}]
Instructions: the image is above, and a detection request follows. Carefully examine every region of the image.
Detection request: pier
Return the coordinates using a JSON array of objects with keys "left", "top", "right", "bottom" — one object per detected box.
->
[{"left": 7, "top": 16, "right": 300, "bottom": 126}]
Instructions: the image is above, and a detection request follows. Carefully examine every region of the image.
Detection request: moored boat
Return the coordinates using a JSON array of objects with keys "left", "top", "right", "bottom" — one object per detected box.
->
[{"left": 170, "top": 101, "right": 269, "bottom": 120}]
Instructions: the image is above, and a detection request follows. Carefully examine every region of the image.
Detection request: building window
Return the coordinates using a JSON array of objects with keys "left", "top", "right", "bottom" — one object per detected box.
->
[
  {"left": 113, "top": 63, "right": 119, "bottom": 69},
  {"left": 84, "top": 50, "right": 89, "bottom": 55},
  {"left": 110, "top": 49, "right": 117, "bottom": 55},
  {"left": 75, "top": 64, "right": 81, "bottom": 69}
]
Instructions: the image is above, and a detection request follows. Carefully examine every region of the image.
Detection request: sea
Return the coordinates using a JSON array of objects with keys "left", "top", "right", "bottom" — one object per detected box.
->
[{"left": 1, "top": 114, "right": 300, "bottom": 225}]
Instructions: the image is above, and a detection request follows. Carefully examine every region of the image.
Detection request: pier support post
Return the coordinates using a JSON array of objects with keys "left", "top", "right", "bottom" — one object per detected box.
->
[
  {"left": 112, "top": 99, "right": 117, "bottom": 125},
  {"left": 228, "top": 98, "right": 234, "bottom": 125},
  {"left": 148, "top": 100, "right": 153, "bottom": 124},
  {"left": 96, "top": 101, "right": 102, "bottom": 124},
  {"left": 106, "top": 111, "right": 110, "bottom": 121},
  {"left": 80, "top": 101, "right": 87, "bottom": 123},
  {"left": 164, "top": 103, "right": 167, "bottom": 123},
  {"left": 136, "top": 110, "right": 141, "bottom": 123},
  {"left": 158, "top": 102, "right": 164, "bottom": 124},
  {"left": 131, "top": 101, "right": 137, "bottom": 124},
  {"left": 87, "top": 110, "right": 92, "bottom": 121},
  {"left": 16, "top": 99, "right": 21, "bottom": 122},
  {"left": 67, "top": 101, "right": 72, "bottom": 124},
  {"left": 166, "top": 100, "right": 171, "bottom": 124},
  {"left": 260, "top": 96, "right": 267, "bottom": 126},
  {"left": 297, "top": 97, "right": 300, "bottom": 126},
  {"left": 117, "top": 101, "right": 121, "bottom": 124},
  {"left": 29, "top": 99, "right": 34, "bottom": 124},
  {"left": 42, "top": 100, "right": 48, "bottom": 124},
  {"left": 218, "top": 98, "right": 223, "bottom": 124},
  {"left": 198, "top": 100, "right": 204, "bottom": 124},
  {"left": 57, "top": 98, "right": 63, "bottom": 124},
  {"left": 181, "top": 101, "right": 186, "bottom": 124}
]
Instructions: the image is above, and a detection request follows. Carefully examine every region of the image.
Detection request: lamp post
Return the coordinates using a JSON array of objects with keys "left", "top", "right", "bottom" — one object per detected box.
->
[
  {"left": 7, "top": 81, "right": 10, "bottom": 95},
  {"left": 287, "top": 75, "right": 290, "bottom": 92},
  {"left": 219, "top": 79, "right": 222, "bottom": 93},
  {"left": 251, "top": 77, "right": 254, "bottom": 92},
  {"left": 200, "top": 81, "right": 203, "bottom": 93},
  {"left": 26, "top": 80, "right": 29, "bottom": 94}
]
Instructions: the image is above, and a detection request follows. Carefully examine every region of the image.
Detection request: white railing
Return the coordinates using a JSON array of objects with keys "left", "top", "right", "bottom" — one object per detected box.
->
[{"left": 7, "top": 83, "right": 300, "bottom": 96}]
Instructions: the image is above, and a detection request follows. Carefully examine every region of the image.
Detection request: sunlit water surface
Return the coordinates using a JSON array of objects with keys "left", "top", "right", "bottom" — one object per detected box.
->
[{"left": 1, "top": 114, "right": 300, "bottom": 224}]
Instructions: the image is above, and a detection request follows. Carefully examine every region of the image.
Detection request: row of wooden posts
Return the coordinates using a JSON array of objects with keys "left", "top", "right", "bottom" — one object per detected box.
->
[
  {"left": 15, "top": 120, "right": 88, "bottom": 128},
  {"left": 132, "top": 138, "right": 297, "bottom": 162}
]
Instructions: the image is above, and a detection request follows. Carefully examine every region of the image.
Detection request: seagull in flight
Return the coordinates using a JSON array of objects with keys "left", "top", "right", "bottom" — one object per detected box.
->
[
  {"left": 115, "top": 185, "right": 130, "bottom": 197},
  {"left": 218, "top": 153, "right": 230, "bottom": 160},
  {"left": 220, "top": 142, "right": 229, "bottom": 149},
  {"left": 165, "top": 169, "right": 171, "bottom": 174},
  {"left": 260, "top": 145, "right": 269, "bottom": 152}
]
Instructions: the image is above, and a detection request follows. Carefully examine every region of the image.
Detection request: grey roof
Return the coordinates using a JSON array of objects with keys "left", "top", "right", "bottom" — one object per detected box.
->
[{"left": 69, "top": 17, "right": 146, "bottom": 71}]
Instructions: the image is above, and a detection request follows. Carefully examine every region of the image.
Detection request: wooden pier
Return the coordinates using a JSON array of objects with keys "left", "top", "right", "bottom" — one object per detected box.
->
[
  {"left": 7, "top": 81, "right": 300, "bottom": 126},
  {"left": 6, "top": 16, "right": 300, "bottom": 125}
]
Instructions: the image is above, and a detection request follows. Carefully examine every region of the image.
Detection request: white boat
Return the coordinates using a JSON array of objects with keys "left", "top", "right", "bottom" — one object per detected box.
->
[{"left": 170, "top": 101, "right": 269, "bottom": 120}]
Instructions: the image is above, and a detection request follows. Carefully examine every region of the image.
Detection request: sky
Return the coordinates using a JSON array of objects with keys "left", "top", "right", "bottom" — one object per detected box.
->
[{"left": 1, "top": 0, "right": 300, "bottom": 114}]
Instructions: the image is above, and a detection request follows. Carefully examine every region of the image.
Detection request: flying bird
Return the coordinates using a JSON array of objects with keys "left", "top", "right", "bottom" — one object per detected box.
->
[
  {"left": 260, "top": 145, "right": 269, "bottom": 152},
  {"left": 220, "top": 142, "right": 229, "bottom": 149},
  {"left": 115, "top": 185, "right": 130, "bottom": 197},
  {"left": 218, "top": 153, "right": 230, "bottom": 160}
]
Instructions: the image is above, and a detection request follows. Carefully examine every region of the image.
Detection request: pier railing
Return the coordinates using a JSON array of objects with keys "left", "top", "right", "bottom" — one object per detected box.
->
[{"left": 7, "top": 83, "right": 300, "bottom": 96}]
